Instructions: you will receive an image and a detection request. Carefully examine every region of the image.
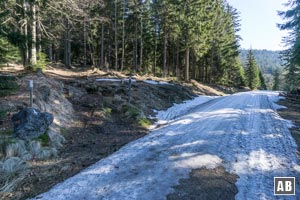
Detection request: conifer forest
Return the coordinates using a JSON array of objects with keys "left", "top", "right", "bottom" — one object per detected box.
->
[
  {"left": 0, "top": 0, "right": 299, "bottom": 90},
  {"left": 0, "top": 0, "right": 248, "bottom": 85}
]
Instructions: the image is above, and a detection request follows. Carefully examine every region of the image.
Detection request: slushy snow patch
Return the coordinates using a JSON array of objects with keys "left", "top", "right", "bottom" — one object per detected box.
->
[
  {"left": 143, "top": 80, "right": 173, "bottom": 85},
  {"left": 96, "top": 78, "right": 136, "bottom": 82},
  {"left": 153, "top": 95, "right": 218, "bottom": 127}
]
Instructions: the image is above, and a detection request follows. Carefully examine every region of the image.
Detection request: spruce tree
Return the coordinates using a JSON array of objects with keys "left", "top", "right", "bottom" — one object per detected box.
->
[
  {"left": 278, "top": 0, "right": 300, "bottom": 90},
  {"left": 259, "top": 70, "right": 267, "bottom": 90},
  {"left": 272, "top": 69, "right": 280, "bottom": 91},
  {"left": 245, "top": 49, "right": 260, "bottom": 90},
  {"left": 230, "top": 58, "right": 246, "bottom": 87},
  {"left": 0, "top": 36, "right": 20, "bottom": 64}
]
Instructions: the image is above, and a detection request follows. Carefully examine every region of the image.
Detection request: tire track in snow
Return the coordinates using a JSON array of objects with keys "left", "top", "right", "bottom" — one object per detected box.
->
[
  {"left": 32, "top": 91, "right": 300, "bottom": 200},
  {"left": 230, "top": 93, "right": 300, "bottom": 200}
]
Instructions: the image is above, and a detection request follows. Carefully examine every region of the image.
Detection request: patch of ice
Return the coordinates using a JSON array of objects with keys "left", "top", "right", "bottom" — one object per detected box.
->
[
  {"left": 148, "top": 95, "right": 218, "bottom": 129},
  {"left": 263, "top": 134, "right": 283, "bottom": 139},
  {"left": 155, "top": 95, "right": 218, "bottom": 122},
  {"left": 143, "top": 80, "right": 172, "bottom": 85},
  {"left": 170, "top": 153, "right": 222, "bottom": 169},
  {"left": 96, "top": 78, "right": 137, "bottom": 82}
]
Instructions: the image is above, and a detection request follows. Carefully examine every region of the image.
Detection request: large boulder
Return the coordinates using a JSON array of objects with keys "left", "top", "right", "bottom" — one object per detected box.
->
[{"left": 12, "top": 108, "right": 53, "bottom": 140}]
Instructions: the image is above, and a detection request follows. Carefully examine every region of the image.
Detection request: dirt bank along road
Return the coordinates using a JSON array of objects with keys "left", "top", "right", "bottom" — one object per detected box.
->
[{"left": 32, "top": 91, "right": 300, "bottom": 200}]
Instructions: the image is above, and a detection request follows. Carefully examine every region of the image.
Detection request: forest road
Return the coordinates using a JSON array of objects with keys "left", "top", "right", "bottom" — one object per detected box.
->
[{"left": 33, "top": 91, "right": 300, "bottom": 200}]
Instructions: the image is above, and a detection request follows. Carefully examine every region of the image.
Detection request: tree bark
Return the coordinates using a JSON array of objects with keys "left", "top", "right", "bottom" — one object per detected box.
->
[
  {"left": 140, "top": 2, "right": 143, "bottom": 71},
  {"left": 133, "top": 20, "right": 138, "bottom": 72},
  {"left": 204, "top": 57, "right": 208, "bottom": 83},
  {"left": 30, "top": 2, "right": 37, "bottom": 65},
  {"left": 64, "top": 18, "right": 71, "bottom": 68},
  {"left": 23, "top": 0, "right": 29, "bottom": 67},
  {"left": 163, "top": 31, "right": 167, "bottom": 78},
  {"left": 185, "top": 46, "right": 190, "bottom": 82},
  {"left": 191, "top": 54, "right": 196, "bottom": 79},
  {"left": 89, "top": 23, "right": 95, "bottom": 66},
  {"left": 48, "top": 18, "right": 53, "bottom": 63},
  {"left": 48, "top": 43, "right": 53, "bottom": 62},
  {"left": 153, "top": 33, "right": 157, "bottom": 75},
  {"left": 121, "top": 0, "right": 126, "bottom": 70},
  {"left": 100, "top": 23, "right": 104, "bottom": 69},
  {"left": 37, "top": 3, "right": 41, "bottom": 57},
  {"left": 67, "top": 28, "right": 71, "bottom": 68},
  {"left": 114, "top": 0, "right": 118, "bottom": 71},
  {"left": 83, "top": 17, "right": 87, "bottom": 67},
  {"left": 152, "top": 9, "right": 159, "bottom": 76},
  {"left": 176, "top": 39, "right": 180, "bottom": 80},
  {"left": 108, "top": 28, "right": 111, "bottom": 71}
]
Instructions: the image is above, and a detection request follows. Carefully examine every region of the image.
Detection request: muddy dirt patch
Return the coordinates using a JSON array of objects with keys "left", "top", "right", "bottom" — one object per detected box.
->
[
  {"left": 277, "top": 97, "right": 300, "bottom": 152},
  {"left": 167, "top": 166, "right": 239, "bottom": 200}
]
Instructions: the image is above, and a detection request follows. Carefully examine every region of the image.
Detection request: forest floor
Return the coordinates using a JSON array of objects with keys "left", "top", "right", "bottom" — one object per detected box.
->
[{"left": 0, "top": 65, "right": 236, "bottom": 200}]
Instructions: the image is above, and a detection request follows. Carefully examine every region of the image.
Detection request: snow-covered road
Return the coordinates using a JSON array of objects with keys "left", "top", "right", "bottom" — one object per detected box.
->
[{"left": 33, "top": 91, "right": 300, "bottom": 200}]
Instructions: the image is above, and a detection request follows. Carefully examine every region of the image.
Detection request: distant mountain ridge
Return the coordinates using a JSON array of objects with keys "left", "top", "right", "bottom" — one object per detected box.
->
[{"left": 239, "top": 49, "right": 284, "bottom": 75}]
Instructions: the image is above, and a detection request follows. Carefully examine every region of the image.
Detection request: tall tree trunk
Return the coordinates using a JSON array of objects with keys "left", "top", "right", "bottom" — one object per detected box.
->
[
  {"left": 153, "top": 33, "right": 157, "bottom": 75},
  {"left": 140, "top": 4, "right": 143, "bottom": 71},
  {"left": 163, "top": 32, "right": 167, "bottom": 78},
  {"left": 83, "top": 17, "right": 87, "bottom": 67},
  {"left": 200, "top": 58, "right": 204, "bottom": 82},
  {"left": 108, "top": 28, "right": 111, "bottom": 71},
  {"left": 30, "top": 2, "right": 37, "bottom": 65},
  {"left": 36, "top": 4, "right": 41, "bottom": 57},
  {"left": 172, "top": 43, "right": 175, "bottom": 76},
  {"left": 185, "top": 46, "right": 190, "bottom": 82},
  {"left": 23, "top": 0, "right": 29, "bottom": 67},
  {"left": 195, "top": 61, "right": 199, "bottom": 80},
  {"left": 114, "top": 0, "right": 118, "bottom": 71},
  {"left": 133, "top": 20, "right": 138, "bottom": 72},
  {"left": 191, "top": 54, "right": 196, "bottom": 79},
  {"left": 48, "top": 19, "right": 53, "bottom": 63},
  {"left": 202, "top": 57, "right": 206, "bottom": 82},
  {"left": 67, "top": 27, "right": 71, "bottom": 68},
  {"left": 100, "top": 23, "right": 104, "bottom": 69},
  {"left": 209, "top": 50, "right": 214, "bottom": 83},
  {"left": 167, "top": 41, "right": 170, "bottom": 75},
  {"left": 204, "top": 57, "right": 208, "bottom": 83},
  {"left": 48, "top": 44, "right": 53, "bottom": 62},
  {"left": 153, "top": 8, "right": 159, "bottom": 76},
  {"left": 176, "top": 39, "right": 180, "bottom": 81},
  {"left": 89, "top": 23, "right": 95, "bottom": 66},
  {"left": 64, "top": 22, "right": 67, "bottom": 67},
  {"left": 64, "top": 18, "right": 71, "bottom": 68},
  {"left": 121, "top": 0, "right": 126, "bottom": 70}
]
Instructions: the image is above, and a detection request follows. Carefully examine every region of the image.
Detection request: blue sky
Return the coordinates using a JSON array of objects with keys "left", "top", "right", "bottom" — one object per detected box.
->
[{"left": 227, "top": 0, "right": 289, "bottom": 50}]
